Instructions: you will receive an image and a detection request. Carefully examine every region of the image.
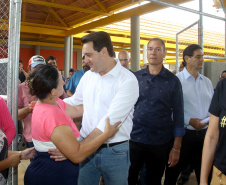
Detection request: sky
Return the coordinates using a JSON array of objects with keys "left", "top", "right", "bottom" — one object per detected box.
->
[{"left": 141, "top": 0, "right": 225, "bottom": 34}]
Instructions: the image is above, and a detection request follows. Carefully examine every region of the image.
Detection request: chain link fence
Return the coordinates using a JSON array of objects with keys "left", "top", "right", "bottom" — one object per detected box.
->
[
  {"left": 0, "top": 0, "right": 9, "bottom": 96},
  {"left": 1, "top": 0, "right": 22, "bottom": 184}
]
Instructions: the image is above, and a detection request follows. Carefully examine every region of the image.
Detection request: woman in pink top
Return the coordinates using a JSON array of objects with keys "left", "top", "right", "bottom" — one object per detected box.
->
[
  {"left": 24, "top": 65, "right": 120, "bottom": 185},
  {"left": 0, "top": 97, "right": 16, "bottom": 146},
  {"left": 0, "top": 96, "right": 34, "bottom": 184}
]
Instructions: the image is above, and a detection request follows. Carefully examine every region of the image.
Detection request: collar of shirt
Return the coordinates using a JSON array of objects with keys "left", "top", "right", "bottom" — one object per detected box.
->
[
  {"left": 100, "top": 58, "right": 121, "bottom": 78},
  {"left": 182, "top": 67, "right": 203, "bottom": 81},
  {"left": 142, "top": 65, "right": 168, "bottom": 78}
]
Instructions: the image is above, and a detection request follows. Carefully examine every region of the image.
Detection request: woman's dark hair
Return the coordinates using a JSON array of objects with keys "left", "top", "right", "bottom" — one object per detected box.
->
[
  {"left": 27, "top": 65, "right": 59, "bottom": 99},
  {"left": 81, "top": 31, "right": 114, "bottom": 57}
]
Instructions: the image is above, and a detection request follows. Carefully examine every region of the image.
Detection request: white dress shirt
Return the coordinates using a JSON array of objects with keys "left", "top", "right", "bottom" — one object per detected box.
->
[
  {"left": 176, "top": 67, "right": 214, "bottom": 130},
  {"left": 64, "top": 59, "right": 139, "bottom": 143}
]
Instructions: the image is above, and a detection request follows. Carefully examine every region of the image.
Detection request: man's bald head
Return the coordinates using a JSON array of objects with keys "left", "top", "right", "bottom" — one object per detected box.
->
[{"left": 118, "top": 50, "right": 130, "bottom": 70}]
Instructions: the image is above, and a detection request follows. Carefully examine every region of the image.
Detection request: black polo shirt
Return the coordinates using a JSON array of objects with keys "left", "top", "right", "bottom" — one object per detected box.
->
[{"left": 209, "top": 78, "right": 226, "bottom": 174}]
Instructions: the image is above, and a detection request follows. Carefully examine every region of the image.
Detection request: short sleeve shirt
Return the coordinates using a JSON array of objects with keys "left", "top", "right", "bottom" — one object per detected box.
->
[
  {"left": 32, "top": 98, "right": 80, "bottom": 152},
  {"left": 209, "top": 78, "right": 226, "bottom": 174},
  {"left": 18, "top": 82, "right": 38, "bottom": 142}
]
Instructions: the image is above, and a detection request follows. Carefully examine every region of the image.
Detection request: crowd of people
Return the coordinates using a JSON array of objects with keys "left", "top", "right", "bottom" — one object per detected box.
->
[{"left": 1, "top": 31, "right": 226, "bottom": 185}]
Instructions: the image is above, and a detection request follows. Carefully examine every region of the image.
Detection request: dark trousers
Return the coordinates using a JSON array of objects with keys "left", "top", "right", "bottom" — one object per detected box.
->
[
  {"left": 128, "top": 140, "right": 173, "bottom": 185},
  {"left": 164, "top": 129, "right": 212, "bottom": 185},
  {"left": 179, "top": 164, "right": 193, "bottom": 180}
]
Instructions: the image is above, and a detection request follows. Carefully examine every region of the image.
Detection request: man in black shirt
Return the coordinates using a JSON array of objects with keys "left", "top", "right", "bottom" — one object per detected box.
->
[{"left": 128, "top": 38, "right": 185, "bottom": 185}]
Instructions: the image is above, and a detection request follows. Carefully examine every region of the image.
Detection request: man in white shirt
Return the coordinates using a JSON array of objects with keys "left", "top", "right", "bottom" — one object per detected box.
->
[
  {"left": 164, "top": 44, "right": 214, "bottom": 185},
  {"left": 64, "top": 31, "right": 139, "bottom": 185}
]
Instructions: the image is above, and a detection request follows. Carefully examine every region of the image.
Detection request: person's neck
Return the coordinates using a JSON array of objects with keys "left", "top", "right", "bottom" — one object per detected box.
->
[
  {"left": 186, "top": 67, "right": 199, "bottom": 80},
  {"left": 38, "top": 97, "right": 57, "bottom": 106},
  {"left": 148, "top": 64, "right": 163, "bottom": 75},
  {"left": 99, "top": 57, "right": 117, "bottom": 76}
]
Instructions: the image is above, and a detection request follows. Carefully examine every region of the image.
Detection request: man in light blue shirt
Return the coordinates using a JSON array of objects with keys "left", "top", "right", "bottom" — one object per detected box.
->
[
  {"left": 66, "top": 56, "right": 90, "bottom": 97},
  {"left": 164, "top": 44, "right": 214, "bottom": 185}
]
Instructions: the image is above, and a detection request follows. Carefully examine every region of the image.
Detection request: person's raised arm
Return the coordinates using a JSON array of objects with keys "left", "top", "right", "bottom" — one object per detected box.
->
[{"left": 50, "top": 118, "right": 120, "bottom": 163}]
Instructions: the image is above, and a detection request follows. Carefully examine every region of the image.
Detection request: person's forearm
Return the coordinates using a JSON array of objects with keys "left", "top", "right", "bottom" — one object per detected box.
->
[
  {"left": 75, "top": 131, "right": 108, "bottom": 163},
  {"left": 18, "top": 106, "right": 31, "bottom": 120},
  {"left": 201, "top": 135, "right": 218, "bottom": 183},
  {"left": 51, "top": 126, "right": 107, "bottom": 164},
  {"left": 172, "top": 136, "right": 182, "bottom": 150},
  {"left": 8, "top": 150, "right": 20, "bottom": 156},
  {"left": 80, "top": 128, "right": 103, "bottom": 144}
]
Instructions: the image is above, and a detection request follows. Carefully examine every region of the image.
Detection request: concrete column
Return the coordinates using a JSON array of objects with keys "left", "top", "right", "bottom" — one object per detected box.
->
[
  {"left": 143, "top": 44, "right": 148, "bottom": 65},
  {"left": 35, "top": 45, "right": 40, "bottom": 55},
  {"left": 70, "top": 35, "right": 73, "bottom": 68},
  {"left": 131, "top": 15, "right": 140, "bottom": 72},
  {"left": 64, "top": 36, "right": 72, "bottom": 78},
  {"left": 76, "top": 49, "right": 83, "bottom": 70}
]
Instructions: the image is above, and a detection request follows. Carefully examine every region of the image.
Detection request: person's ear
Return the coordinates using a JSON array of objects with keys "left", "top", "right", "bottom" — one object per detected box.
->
[
  {"left": 184, "top": 56, "right": 189, "bottom": 63},
  {"left": 101, "top": 47, "right": 107, "bottom": 56},
  {"left": 51, "top": 88, "right": 57, "bottom": 97}
]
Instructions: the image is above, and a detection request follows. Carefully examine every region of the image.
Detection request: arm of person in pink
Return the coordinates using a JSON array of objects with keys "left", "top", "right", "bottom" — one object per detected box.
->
[{"left": 0, "top": 97, "right": 16, "bottom": 146}]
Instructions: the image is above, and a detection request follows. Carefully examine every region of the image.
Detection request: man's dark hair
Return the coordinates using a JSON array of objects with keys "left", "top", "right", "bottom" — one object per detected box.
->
[
  {"left": 19, "top": 60, "right": 23, "bottom": 64},
  {"left": 69, "top": 68, "right": 76, "bottom": 73},
  {"left": 27, "top": 65, "right": 59, "bottom": 99},
  {"left": 183, "top": 44, "right": 202, "bottom": 62},
  {"left": 81, "top": 31, "right": 114, "bottom": 57},
  {"left": 148, "top": 38, "right": 166, "bottom": 51},
  {"left": 46, "top": 56, "right": 57, "bottom": 64},
  {"left": 221, "top": 70, "right": 226, "bottom": 75}
]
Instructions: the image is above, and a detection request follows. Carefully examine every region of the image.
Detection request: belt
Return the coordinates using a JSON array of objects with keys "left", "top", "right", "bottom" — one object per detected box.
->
[
  {"left": 186, "top": 128, "right": 207, "bottom": 134},
  {"left": 99, "top": 140, "right": 128, "bottom": 149}
]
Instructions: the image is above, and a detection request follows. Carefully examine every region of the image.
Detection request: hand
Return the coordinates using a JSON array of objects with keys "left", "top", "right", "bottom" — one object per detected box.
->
[
  {"left": 167, "top": 148, "right": 180, "bottom": 167},
  {"left": 189, "top": 118, "right": 207, "bottom": 130},
  {"left": 104, "top": 117, "right": 121, "bottom": 139},
  {"left": 21, "top": 147, "right": 35, "bottom": 159},
  {"left": 29, "top": 101, "right": 37, "bottom": 110},
  {"left": 48, "top": 148, "right": 67, "bottom": 161},
  {"left": 8, "top": 154, "right": 21, "bottom": 167}
]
